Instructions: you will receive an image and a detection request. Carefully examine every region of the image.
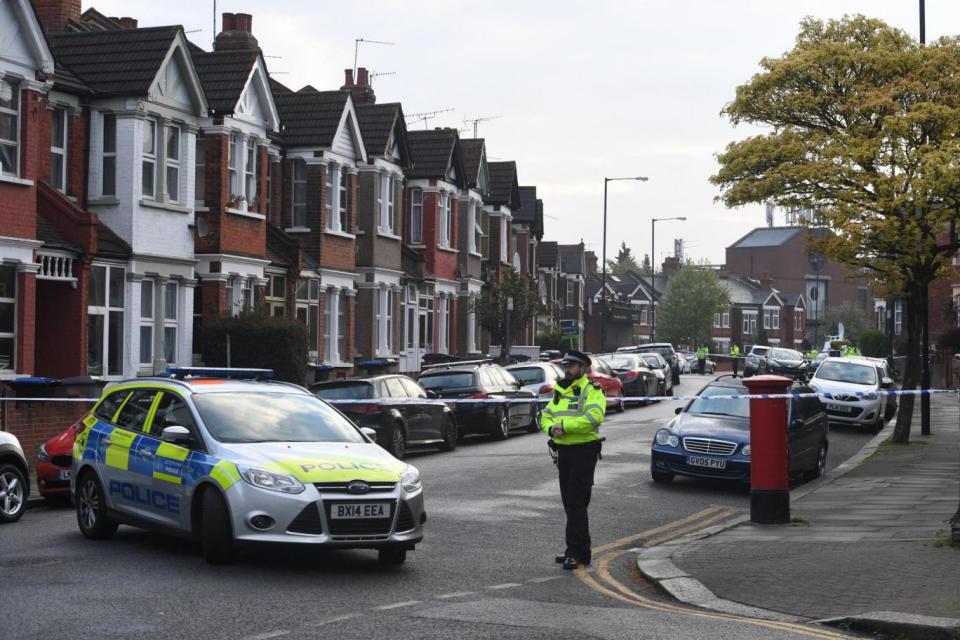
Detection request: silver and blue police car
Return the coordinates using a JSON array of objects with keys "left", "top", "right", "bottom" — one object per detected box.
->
[{"left": 71, "top": 368, "right": 425, "bottom": 565}]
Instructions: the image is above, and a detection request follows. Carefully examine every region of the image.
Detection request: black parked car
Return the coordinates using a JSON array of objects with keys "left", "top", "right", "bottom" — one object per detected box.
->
[
  {"left": 418, "top": 361, "right": 538, "bottom": 440},
  {"left": 622, "top": 343, "right": 681, "bottom": 385},
  {"left": 763, "top": 347, "right": 809, "bottom": 380},
  {"left": 311, "top": 375, "right": 457, "bottom": 459},
  {"left": 597, "top": 353, "right": 657, "bottom": 406}
]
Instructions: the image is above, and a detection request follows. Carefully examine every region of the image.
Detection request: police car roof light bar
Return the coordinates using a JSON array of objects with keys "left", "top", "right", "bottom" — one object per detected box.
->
[
  {"left": 164, "top": 367, "right": 275, "bottom": 380},
  {"left": 421, "top": 358, "right": 494, "bottom": 370}
]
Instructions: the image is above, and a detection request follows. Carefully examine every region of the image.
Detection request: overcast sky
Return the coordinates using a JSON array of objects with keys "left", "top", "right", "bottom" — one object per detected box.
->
[{"left": 94, "top": 1, "right": 960, "bottom": 266}]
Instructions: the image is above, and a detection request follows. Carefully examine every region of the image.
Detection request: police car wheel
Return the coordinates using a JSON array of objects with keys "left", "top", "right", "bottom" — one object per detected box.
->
[
  {"left": 0, "top": 464, "right": 27, "bottom": 524},
  {"left": 439, "top": 416, "right": 458, "bottom": 452},
  {"left": 75, "top": 472, "right": 117, "bottom": 539},
  {"left": 377, "top": 547, "right": 407, "bottom": 566},
  {"left": 389, "top": 425, "right": 407, "bottom": 460},
  {"left": 201, "top": 488, "right": 236, "bottom": 565}
]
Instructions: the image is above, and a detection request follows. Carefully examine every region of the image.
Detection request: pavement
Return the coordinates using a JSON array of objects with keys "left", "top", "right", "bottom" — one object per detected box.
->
[{"left": 638, "top": 393, "right": 960, "bottom": 639}]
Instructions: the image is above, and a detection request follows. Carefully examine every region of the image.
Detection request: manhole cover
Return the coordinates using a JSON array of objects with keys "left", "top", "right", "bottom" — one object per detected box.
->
[{"left": 0, "top": 556, "right": 63, "bottom": 568}]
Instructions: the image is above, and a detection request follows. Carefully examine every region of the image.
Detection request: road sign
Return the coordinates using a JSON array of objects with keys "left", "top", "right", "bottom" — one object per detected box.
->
[{"left": 560, "top": 319, "right": 578, "bottom": 337}]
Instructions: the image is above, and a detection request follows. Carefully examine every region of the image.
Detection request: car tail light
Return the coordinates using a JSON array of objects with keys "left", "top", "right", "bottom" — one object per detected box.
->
[
  {"left": 469, "top": 392, "right": 489, "bottom": 399},
  {"left": 71, "top": 419, "right": 86, "bottom": 434},
  {"left": 351, "top": 403, "right": 380, "bottom": 414},
  {"left": 622, "top": 371, "right": 639, "bottom": 382},
  {"left": 538, "top": 384, "right": 554, "bottom": 395}
]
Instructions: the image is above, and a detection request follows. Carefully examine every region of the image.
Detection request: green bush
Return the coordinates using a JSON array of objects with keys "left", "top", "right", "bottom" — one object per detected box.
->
[
  {"left": 197, "top": 311, "right": 309, "bottom": 384},
  {"left": 536, "top": 326, "right": 567, "bottom": 351},
  {"left": 860, "top": 329, "right": 889, "bottom": 357}
]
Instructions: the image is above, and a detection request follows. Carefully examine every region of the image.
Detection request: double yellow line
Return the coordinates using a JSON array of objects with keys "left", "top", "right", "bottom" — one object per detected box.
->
[{"left": 576, "top": 506, "right": 853, "bottom": 639}]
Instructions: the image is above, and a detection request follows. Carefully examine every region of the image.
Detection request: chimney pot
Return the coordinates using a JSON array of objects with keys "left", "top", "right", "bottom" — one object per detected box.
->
[
  {"left": 357, "top": 67, "right": 369, "bottom": 87},
  {"left": 222, "top": 12, "right": 236, "bottom": 32},
  {"left": 235, "top": 13, "right": 253, "bottom": 33},
  {"left": 343, "top": 69, "right": 354, "bottom": 86}
]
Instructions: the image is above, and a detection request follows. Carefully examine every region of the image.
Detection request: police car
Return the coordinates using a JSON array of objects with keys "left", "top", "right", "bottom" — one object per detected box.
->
[{"left": 71, "top": 368, "right": 425, "bottom": 565}]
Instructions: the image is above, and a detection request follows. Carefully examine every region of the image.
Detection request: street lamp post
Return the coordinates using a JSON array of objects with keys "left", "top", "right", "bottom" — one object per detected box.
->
[
  {"left": 650, "top": 216, "right": 686, "bottom": 342},
  {"left": 602, "top": 176, "right": 648, "bottom": 351}
]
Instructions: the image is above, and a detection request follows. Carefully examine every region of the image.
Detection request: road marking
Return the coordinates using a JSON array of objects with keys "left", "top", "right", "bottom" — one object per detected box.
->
[
  {"left": 485, "top": 583, "right": 523, "bottom": 590},
  {"left": 576, "top": 507, "right": 854, "bottom": 639},
  {"left": 377, "top": 600, "right": 422, "bottom": 610},
  {"left": 242, "top": 632, "right": 290, "bottom": 640},
  {"left": 591, "top": 505, "right": 726, "bottom": 554},
  {"left": 527, "top": 576, "right": 563, "bottom": 583},
  {"left": 307, "top": 613, "right": 360, "bottom": 627},
  {"left": 435, "top": 592, "right": 475, "bottom": 599}
]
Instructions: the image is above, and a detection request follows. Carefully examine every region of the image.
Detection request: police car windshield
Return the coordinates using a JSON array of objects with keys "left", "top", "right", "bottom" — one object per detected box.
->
[
  {"left": 686, "top": 385, "right": 750, "bottom": 420},
  {"left": 815, "top": 362, "right": 877, "bottom": 386},
  {"left": 193, "top": 393, "right": 365, "bottom": 444}
]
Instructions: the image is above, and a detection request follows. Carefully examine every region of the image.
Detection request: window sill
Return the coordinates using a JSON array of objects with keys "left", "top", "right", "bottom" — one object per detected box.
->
[
  {"left": 0, "top": 174, "right": 34, "bottom": 187},
  {"left": 140, "top": 198, "right": 191, "bottom": 214},
  {"left": 285, "top": 226, "right": 311, "bottom": 233},
  {"left": 195, "top": 205, "right": 209, "bottom": 212},
  {"left": 438, "top": 246, "right": 458, "bottom": 254},
  {"left": 409, "top": 243, "right": 426, "bottom": 249},
  {"left": 226, "top": 207, "right": 265, "bottom": 220},
  {"left": 376, "top": 230, "right": 401, "bottom": 241},
  {"left": 325, "top": 229, "right": 356, "bottom": 240},
  {"left": 468, "top": 250, "right": 482, "bottom": 258},
  {"left": 88, "top": 196, "right": 120, "bottom": 206},
  {"left": 322, "top": 361, "right": 354, "bottom": 368}
]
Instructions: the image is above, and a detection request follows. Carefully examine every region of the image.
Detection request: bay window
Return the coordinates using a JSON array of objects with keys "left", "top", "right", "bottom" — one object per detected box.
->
[
  {"left": 500, "top": 217, "right": 508, "bottom": 263},
  {"left": 0, "top": 78, "right": 18, "bottom": 177},
  {"left": 50, "top": 108, "right": 67, "bottom": 192},
  {"left": 325, "top": 163, "right": 335, "bottom": 229},
  {"left": 88, "top": 265, "right": 125, "bottom": 376},
  {"left": 742, "top": 311, "right": 758, "bottom": 336},
  {"left": 379, "top": 174, "right": 396, "bottom": 233},
  {"left": 403, "top": 284, "right": 416, "bottom": 352},
  {"left": 165, "top": 125, "right": 180, "bottom": 202},
  {"left": 418, "top": 289, "right": 434, "bottom": 350},
  {"left": 324, "top": 288, "right": 347, "bottom": 362},
  {"left": 410, "top": 188, "right": 423, "bottom": 243},
  {"left": 296, "top": 278, "right": 320, "bottom": 357},
  {"left": 193, "top": 134, "right": 205, "bottom": 207},
  {"left": 163, "top": 281, "right": 178, "bottom": 364},
  {"left": 244, "top": 138, "right": 257, "bottom": 206},
  {"left": 0, "top": 267, "right": 15, "bottom": 372},
  {"left": 228, "top": 133, "right": 239, "bottom": 201},
  {"left": 292, "top": 159, "right": 307, "bottom": 227},
  {"left": 102, "top": 113, "right": 116, "bottom": 196},
  {"left": 471, "top": 202, "right": 482, "bottom": 254},
  {"left": 139, "top": 279, "right": 154, "bottom": 366},
  {"left": 338, "top": 169, "right": 348, "bottom": 231},
  {"left": 142, "top": 120, "right": 157, "bottom": 198},
  {"left": 266, "top": 274, "right": 286, "bottom": 318}
]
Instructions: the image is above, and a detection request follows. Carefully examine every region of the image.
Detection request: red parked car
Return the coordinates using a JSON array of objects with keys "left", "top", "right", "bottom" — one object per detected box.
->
[
  {"left": 551, "top": 358, "right": 625, "bottom": 413},
  {"left": 36, "top": 422, "right": 79, "bottom": 501}
]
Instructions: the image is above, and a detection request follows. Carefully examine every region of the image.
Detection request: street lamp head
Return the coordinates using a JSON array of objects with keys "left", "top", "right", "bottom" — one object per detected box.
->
[
  {"left": 635, "top": 176, "right": 649, "bottom": 181},
  {"left": 677, "top": 216, "right": 687, "bottom": 221}
]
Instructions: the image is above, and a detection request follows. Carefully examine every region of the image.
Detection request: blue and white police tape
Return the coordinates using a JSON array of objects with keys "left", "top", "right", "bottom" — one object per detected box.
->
[{"left": 1, "top": 387, "right": 956, "bottom": 406}]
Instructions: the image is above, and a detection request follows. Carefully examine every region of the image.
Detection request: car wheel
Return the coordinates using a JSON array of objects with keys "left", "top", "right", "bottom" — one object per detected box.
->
[
  {"left": 201, "top": 488, "right": 236, "bottom": 565},
  {"left": 75, "top": 471, "right": 117, "bottom": 539},
  {"left": 0, "top": 463, "right": 27, "bottom": 524},
  {"left": 526, "top": 408, "right": 541, "bottom": 433},
  {"left": 390, "top": 424, "right": 407, "bottom": 459},
  {"left": 805, "top": 443, "right": 828, "bottom": 481},
  {"left": 615, "top": 395, "right": 625, "bottom": 413},
  {"left": 439, "top": 416, "right": 458, "bottom": 452},
  {"left": 378, "top": 547, "right": 407, "bottom": 566},
  {"left": 868, "top": 414, "right": 883, "bottom": 435},
  {"left": 651, "top": 469, "right": 675, "bottom": 484},
  {"left": 492, "top": 407, "right": 510, "bottom": 441}
]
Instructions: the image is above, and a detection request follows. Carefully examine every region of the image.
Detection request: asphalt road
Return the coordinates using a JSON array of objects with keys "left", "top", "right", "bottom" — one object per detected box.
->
[{"left": 3, "top": 374, "right": 875, "bottom": 640}]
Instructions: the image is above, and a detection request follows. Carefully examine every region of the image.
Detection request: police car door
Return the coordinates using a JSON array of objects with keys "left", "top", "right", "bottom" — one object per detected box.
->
[
  {"left": 104, "top": 389, "right": 160, "bottom": 519},
  {"left": 142, "top": 391, "right": 199, "bottom": 528}
]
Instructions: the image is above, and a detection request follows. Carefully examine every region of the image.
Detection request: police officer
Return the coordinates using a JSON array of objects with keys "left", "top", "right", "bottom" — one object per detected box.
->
[
  {"left": 696, "top": 345, "right": 709, "bottom": 375},
  {"left": 542, "top": 350, "right": 606, "bottom": 570},
  {"left": 730, "top": 343, "right": 741, "bottom": 377}
]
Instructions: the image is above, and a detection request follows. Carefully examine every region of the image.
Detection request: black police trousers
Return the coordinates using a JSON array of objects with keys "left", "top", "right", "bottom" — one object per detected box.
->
[{"left": 556, "top": 441, "right": 601, "bottom": 564}]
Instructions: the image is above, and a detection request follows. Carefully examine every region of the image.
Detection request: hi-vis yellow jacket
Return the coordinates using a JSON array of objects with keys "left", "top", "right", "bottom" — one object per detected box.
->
[{"left": 541, "top": 374, "right": 606, "bottom": 446}]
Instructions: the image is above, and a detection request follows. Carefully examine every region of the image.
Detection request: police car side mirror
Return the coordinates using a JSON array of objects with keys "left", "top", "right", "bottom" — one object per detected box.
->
[
  {"left": 674, "top": 407, "right": 683, "bottom": 415},
  {"left": 161, "top": 426, "right": 193, "bottom": 447},
  {"left": 360, "top": 427, "right": 378, "bottom": 441},
  {"left": 881, "top": 377, "right": 894, "bottom": 388}
]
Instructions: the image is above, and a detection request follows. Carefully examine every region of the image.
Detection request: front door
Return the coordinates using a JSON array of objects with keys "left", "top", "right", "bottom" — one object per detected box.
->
[{"left": 143, "top": 391, "right": 200, "bottom": 528}]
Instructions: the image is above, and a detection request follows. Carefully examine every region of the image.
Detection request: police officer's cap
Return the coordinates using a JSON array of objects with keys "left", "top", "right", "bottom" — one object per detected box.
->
[{"left": 560, "top": 350, "right": 591, "bottom": 367}]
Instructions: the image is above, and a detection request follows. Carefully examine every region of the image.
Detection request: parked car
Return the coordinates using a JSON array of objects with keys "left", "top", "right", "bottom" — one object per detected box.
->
[
  {"left": 809, "top": 357, "right": 895, "bottom": 433},
  {"left": 37, "top": 423, "right": 80, "bottom": 502},
  {"left": 763, "top": 348, "right": 809, "bottom": 380},
  {"left": 311, "top": 375, "right": 458, "bottom": 459},
  {"left": 636, "top": 352, "right": 674, "bottom": 396},
  {"left": 0, "top": 431, "right": 29, "bottom": 523},
  {"left": 622, "top": 343, "right": 681, "bottom": 385},
  {"left": 596, "top": 353, "right": 657, "bottom": 406},
  {"left": 743, "top": 345, "right": 771, "bottom": 377},
  {"left": 650, "top": 377, "right": 829, "bottom": 484},
  {"left": 506, "top": 362, "right": 564, "bottom": 406},
  {"left": 418, "top": 361, "right": 538, "bottom": 440},
  {"left": 685, "top": 352, "right": 716, "bottom": 374},
  {"left": 678, "top": 353, "right": 693, "bottom": 374}
]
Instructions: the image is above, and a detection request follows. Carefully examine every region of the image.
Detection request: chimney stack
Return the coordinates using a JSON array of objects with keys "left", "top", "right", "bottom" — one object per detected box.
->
[
  {"left": 215, "top": 12, "right": 259, "bottom": 51},
  {"left": 340, "top": 66, "right": 376, "bottom": 105},
  {"left": 117, "top": 17, "right": 138, "bottom": 29},
  {"left": 662, "top": 256, "right": 681, "bottom": 278},
  {"left": 584, "top": 251, "right": 599, "bottom": 274},
  {"left": 32, "top": 0, "right": 82, "bottom": 34}
]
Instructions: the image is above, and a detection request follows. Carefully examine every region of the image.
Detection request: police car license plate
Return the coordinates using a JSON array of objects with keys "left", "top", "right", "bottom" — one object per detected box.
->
[
  {"left": 331, "top": 503, "right": 391, "bottom": 519},
  {"left": 826, "top": 403, "right": 854, "bottom": 413},
  {"left": 687, "top": 456, "right": 726, "bottom": 470}
]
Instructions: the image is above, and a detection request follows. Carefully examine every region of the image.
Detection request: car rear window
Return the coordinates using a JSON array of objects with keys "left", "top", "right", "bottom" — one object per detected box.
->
[
  {"left": 311, "top": 382, "right": 374, "bottom": 400},
  {"left": 687, "top": 385, "right": 750, "bottom": 421},
  {"left": 509, "top": 367, "right": 544, "bottom": 385},
  {"left": 602, "top": 354, "right": 640, "bottom": 370},
  {"left": 639, "top": 354, "right": 665, "bottom": 369},
  {"left": 641, "top": 346, "right": 674, "bottom": 358},
  {"left": 419, "top": 372, "right": 475, "bottom": 390}
]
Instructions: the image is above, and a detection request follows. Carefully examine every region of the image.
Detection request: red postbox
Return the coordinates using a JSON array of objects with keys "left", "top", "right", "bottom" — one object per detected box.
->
[{"left": 742, "top": 374, "right": 793, "bottom": 524}]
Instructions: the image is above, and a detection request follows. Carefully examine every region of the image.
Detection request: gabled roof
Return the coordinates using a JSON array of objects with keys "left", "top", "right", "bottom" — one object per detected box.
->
[
  {"left": 7, "top": 0, "right": 55, "bottom": 76},
  {"left": 356, "top": 102, "right": 410, "bottom": 166},
  {"left": 49, "top": 26, "right": 182, "bottom": 96},
  {"left": 538, "top": 241, "right": 559, "bottom": 268},
  {"left": 780, "top": 291, "right": 806, "bottom": 308},
  {"left": 721, "top": 277, "right": 762, "bottom": 305},
  {"left": 759, "top": 291, "right": 784, "bottom": 307},
  {"left": 406, "top": 128, "right": 465, "bottom": 185},
  {"left": 486, "top": 161, "right": 520, "bottom": 208},
  {"left": 460, "top": 138, "right": 486, "bottom": 189},
  {"left": 274, "top": 89, "right": 349, "bottom": 147},
  {"left": 517, "top": 186, "right": 537, "bottom": 224},
  {"left": 558, "top": 244, "right": 585, "bottom": 275},
  {"left": 729, "top": 226, "right": 803, "bottom": 249},
  {"left": 191, "top": 48, "right": 258, "bottom": 113}
]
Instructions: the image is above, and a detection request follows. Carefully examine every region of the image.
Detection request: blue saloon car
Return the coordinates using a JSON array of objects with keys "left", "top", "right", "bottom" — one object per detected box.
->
[{"left": 650, "top": 377, "right": 829, "bottom": 484}]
